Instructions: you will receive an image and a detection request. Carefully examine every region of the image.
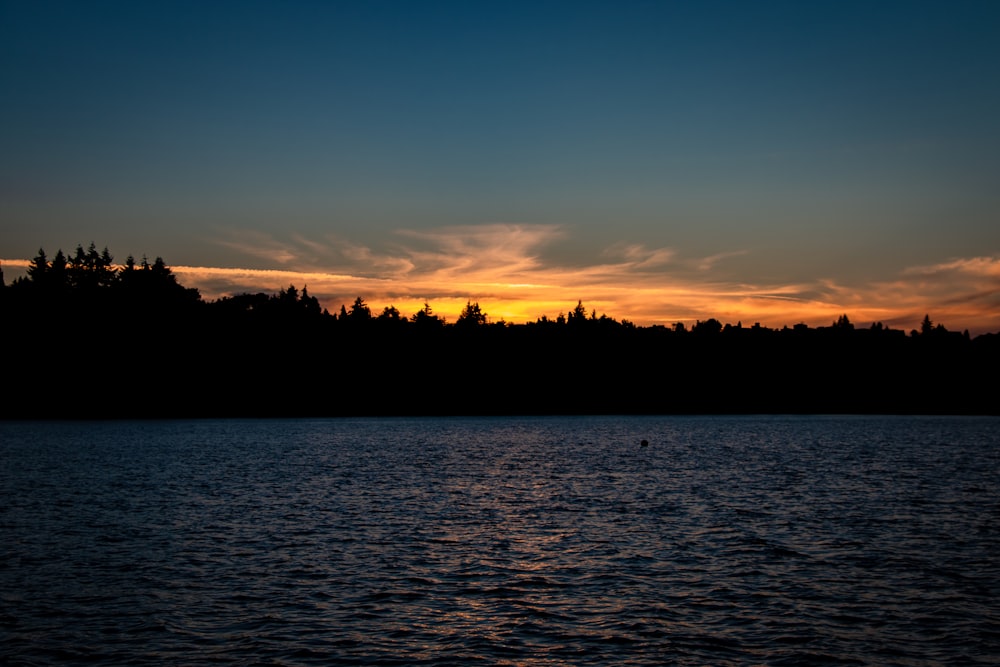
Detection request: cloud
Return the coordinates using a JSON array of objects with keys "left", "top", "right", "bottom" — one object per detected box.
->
[
  {"left": 394, "top": 224, "right": 566, "bottom": 280},
  {"left": 903, "top": 256, "right": 1000, "bottom": 278},
  {"left": 1, "top": 259, "right": 30, "bottom": 270},
  {"left": 214, "top": 230, "right": 302, "bottom": 265},
  {"left": 602, "top": 243, "right": 676, "bottom": 269},
  {"left": 866, "top": 255, "right": 1000, "bottom": 330},
  {"left": 5, "top": 241, "right": 999, "bottom": 335},
  {"left": 695, "top": 250, "right": 749, "bottom": 272}
]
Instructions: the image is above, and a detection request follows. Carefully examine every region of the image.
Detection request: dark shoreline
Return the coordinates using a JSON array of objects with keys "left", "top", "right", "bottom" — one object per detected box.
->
[
  {"left": 7, "top": 325, "right": 998, "bottom": 419},
  {"left": 5, "top": 248, "right": 998, "bottom": 420}
]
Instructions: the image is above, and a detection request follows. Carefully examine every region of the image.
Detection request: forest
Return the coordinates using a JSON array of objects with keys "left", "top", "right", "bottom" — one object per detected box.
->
[{"left": 3, "top": 245, "right": 998, "bottom": 418}]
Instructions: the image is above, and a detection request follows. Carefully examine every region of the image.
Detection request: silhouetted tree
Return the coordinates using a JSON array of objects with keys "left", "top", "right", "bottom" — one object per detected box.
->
[
  {"left": 692, "top": 318, "right": 723, "bottom": 335},
  {"left": 377, "top": 305, "right": 403, "bottom": 322},
  {"left": 568, "top": 300, "right": 588, "bottom": 326},
  {"left": 411, "top": 302, "right": 444, "bottom": 328},
  {"left": 456, "top": 300, "right": 487, "bottom": 327},
  {"left": 118, "top": 254, "right": 139, "bottom": 291},
  {"left": 68, "top": 243, "right": 116, "bottom": 289},
  {"left": 26, "top": 248, "right": 48, "bottom": 283},
  {"left": 101, "top": 246, "right": 113, "bottom": 272},
  {"left": 5, "top": 240, "right": 999, "bottom": 418},
  {"left": 348, "top": 296, "right": 371, "bottom": 322},
  {"left": 596, "top": 313, "right": 619, "bottom": 328},
  {"left": 300, "top": 286, "right": 322, "bottom": 317},
  {"left": 833, "top": 314, "right": 854, "bottom": 330}
]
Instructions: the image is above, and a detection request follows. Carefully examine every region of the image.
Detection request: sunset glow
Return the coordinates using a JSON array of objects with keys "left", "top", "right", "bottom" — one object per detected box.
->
[
  {"left": 2, "top": 2, "right": 998, "bottom": 337},
  {"left": 5, "top": 225, "right": 997, "bottom": 333}
]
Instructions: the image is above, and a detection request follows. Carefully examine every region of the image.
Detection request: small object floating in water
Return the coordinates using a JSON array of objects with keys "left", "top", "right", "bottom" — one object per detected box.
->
[{"left": 640, "top": 439, "right": 649, "bottom": 447}]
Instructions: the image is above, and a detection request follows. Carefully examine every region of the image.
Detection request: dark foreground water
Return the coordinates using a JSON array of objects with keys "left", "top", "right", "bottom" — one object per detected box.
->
[{"left": 1, "top": 416, "right": 998, "bottom": 666}]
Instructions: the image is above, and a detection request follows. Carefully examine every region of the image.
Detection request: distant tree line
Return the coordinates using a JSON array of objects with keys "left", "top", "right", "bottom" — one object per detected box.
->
[{"left": 3, "top": 246, "right": 998, "bottom": 418}]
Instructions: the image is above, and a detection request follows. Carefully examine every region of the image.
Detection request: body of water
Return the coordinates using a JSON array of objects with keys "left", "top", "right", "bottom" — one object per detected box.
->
[{"left": 1, "top": 415, "right": 998, "bottom": 665}]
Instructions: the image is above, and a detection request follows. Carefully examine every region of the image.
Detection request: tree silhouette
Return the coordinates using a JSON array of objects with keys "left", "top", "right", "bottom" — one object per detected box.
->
[
  {"left": 4, "top": 241, "right": 999, "bottom": 418},
  {"left": 27, "top": 248, "right": 48, "bottom": 282},
  {"left": 833, "top": 314, "right": 854, "bottom": 330},
  {"left": 456, "top": 300, "right": 487, "bottom": 327},
  {"left": 348, "top": 296, "right": 371, "bottom": 322},
  {"left": 692, "top": 318, "right": 723, "bottom": 335},
  {"left": 411, "top": 302, "right": 444, "bottom": 328},
  {"left": 377, "top": 305, "right": 403, "bottom": 322},
  {"left": 300, "top": 286, "right": 322, "bottom": 317},
  {"left": 66, "top": 243, "right": 116, "bottom": 290},
  {"left": 568, "top": 300, "right": 588, "bottom": 327}
]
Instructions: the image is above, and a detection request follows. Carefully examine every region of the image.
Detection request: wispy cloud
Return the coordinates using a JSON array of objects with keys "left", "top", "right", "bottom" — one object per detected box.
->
[
  {"left": 5, "top": 238, "right": 999, "bottom": 334},
  {"left": 394, "top": 224, "right": 566, "bottom": 281},
  {"left": 193, "top": 230, "right": 1000, "bottom": 333},
  {"left": 215, "top": 230, "right": 302, "bottom": 265},
  {"left": 695, "top": 250, "right": 749, "bottom": 272},
  {"left": 870, "top": 255, "right": 1000, "bottom": 330},
  {"left": 1, "top": 259, "right": 30, "bottom": 269},
  {"left": 602, "top": 243, "right": 676, "bottom": 269},
  {"left": 903, "top": 256, "right": 1000, "bottom": 278}
]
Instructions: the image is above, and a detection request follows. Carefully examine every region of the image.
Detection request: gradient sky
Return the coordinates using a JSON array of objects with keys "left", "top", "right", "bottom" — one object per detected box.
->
[{"left": 3, "top": 0, "right": 999, "bottom": 332}]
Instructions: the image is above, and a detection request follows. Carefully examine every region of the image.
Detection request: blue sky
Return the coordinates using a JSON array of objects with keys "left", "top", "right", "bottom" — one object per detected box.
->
[{"left": 3, "top": 1, "right": 999, "bottom": 330}]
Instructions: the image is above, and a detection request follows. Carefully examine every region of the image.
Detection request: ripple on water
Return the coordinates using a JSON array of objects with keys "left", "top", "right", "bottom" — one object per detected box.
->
[{"left": 1, "top": 415, "right": 998, "bottom": 666}]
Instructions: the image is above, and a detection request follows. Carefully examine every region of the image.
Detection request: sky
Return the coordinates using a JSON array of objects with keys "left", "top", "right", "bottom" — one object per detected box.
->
[{"left": 2, "top": 0, "right": 999, "bottom": 332}]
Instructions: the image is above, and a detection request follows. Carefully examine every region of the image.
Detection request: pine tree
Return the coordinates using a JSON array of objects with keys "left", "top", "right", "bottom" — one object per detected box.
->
[
  {"left": 456, "top": 300, "right": 487, "bottom": 327},
  {"left": 27, "top": 248, "right": 48, "bottom": 282}
]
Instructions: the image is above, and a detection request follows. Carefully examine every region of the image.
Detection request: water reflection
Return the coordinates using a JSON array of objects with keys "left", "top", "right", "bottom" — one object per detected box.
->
[{"left": 0, "top": 416, "right": 997, "bottom": 665}]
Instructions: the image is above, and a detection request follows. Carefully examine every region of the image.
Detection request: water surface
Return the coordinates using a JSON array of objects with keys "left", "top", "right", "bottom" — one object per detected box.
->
[{"left": 2, "top": 416, "right": 998, "bottom": 665}]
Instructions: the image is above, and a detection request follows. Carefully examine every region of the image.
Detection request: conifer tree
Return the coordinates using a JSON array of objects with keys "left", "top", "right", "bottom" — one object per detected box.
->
[
  {"left": 456, "top": 300, "right": 487, "bottom": 327},
  {"left": 27, "top": 248, "right": 48, "bottom": 282}
]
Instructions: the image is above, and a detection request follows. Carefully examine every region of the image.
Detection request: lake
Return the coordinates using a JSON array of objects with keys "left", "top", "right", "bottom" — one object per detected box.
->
[{"left": 1, "top": 415, "right": 998, "bottom": 665}]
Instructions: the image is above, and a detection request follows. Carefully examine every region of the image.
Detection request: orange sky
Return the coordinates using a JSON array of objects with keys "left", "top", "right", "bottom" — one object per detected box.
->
[
  {"left": 5, "top": 225, "right": 998, "bottom": 334},
  {"left": 4, "top": 4, "right": 998, "bottom": 339}
]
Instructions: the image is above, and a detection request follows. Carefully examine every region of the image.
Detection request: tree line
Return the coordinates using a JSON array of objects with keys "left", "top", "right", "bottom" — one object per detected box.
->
[{"left": 3, "top": 246, "right": 997, "bottom": 418}]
